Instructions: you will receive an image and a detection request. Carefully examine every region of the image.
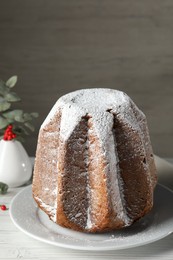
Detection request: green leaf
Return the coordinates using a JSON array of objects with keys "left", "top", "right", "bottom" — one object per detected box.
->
[
  {"left": 0, "top": 100, "right": 11, "bottom": 111},
  {"left": 30, "top": 112, "right": 39, "bottom": 118},
  {"left": 0, "top": 117, "right": 8, "bottom": 129},
  {"left": 23, "top": 113, "right": 33, "bottom": 121},
  {"left": 14, "top": 115, "right": 24, "bottom": 122},
  {"left": 3, "top": 109, "right": 26, "bottom": 123},
  {"left": 6, "top": 110, "right": 23, "bottom": 117},
  {"left": 0, "top": 182, "right": 8, "bottom": 194},
  {"left": 5, "top": 92, "right": 21, "bottom": 102},
  {"left": 6, "top": 76, "right": 18, "bottom": 88},
  {"left": 6, "top": 118, "right": 14, "bottom": 124},
  {"left": 24, "top": 122, "right": 35, "bottom": 131},
  {"left": 0, "top": 80, "right": 9, "bottom": 95}
]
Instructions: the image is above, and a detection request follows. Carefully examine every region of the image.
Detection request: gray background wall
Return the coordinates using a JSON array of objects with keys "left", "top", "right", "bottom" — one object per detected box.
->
[{"left": 0, "top": 0, "right": 173, "bottom": 157}]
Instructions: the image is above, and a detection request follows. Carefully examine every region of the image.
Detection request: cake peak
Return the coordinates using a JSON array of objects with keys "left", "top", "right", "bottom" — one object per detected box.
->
[
  {"left": 58, "top": 88, "right": 129, "bottom": 111},
  {"left": 42, "top": 88, "right": 141, "bottom": 142}
]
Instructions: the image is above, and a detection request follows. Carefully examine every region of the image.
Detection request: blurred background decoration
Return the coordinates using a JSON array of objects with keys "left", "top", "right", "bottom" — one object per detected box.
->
[
  {"left": 0, "top": 75, "right": 38, "bottom": 187},
  {"left": 0, "top": 75, "right": 38, "bottom": 142},
  {"left": 0, "top": 0, "right": 172, "bottom": 157}
]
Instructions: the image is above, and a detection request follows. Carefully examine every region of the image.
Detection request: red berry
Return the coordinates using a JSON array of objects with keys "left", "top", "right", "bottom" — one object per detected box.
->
[
  {"left": 1, "top": 205, "right": 7, "bottom": 211},
  {"left": 3, "top": 125, "right": 17, "bottom": 141}
]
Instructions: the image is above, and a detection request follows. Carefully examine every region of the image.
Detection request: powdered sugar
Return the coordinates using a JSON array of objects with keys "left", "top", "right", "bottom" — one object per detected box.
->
[
  {"left": 102, "top": 116, "right": 132, "bottom": 226},
  {"left": 42, "top": 88, "right": 139, "bottom": 141},
  {"left": 75, "top": 213, "right": 82, "bottom": 218},
  {"left": 35, "top": 196, "right": 56, "bottom": 222},
  {"left": 59, "top": 103, "right": 85, "bottom": 140},
  {"left": 35, "top": 186, "right": 58, "bottom": 223},
  {"left": 60, "top": 89, "right": 118, "bottom": 140},
  {"left": 86, "top": 207, "right": 92, "bottom": 229},
  {"left": 83, "top": 136, "right": 93, "bottom": 230}
]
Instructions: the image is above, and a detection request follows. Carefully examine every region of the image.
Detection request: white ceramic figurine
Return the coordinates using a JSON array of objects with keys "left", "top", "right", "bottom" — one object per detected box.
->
[{"left": 0, "top": 125, "right": 32, "bottom": 187}]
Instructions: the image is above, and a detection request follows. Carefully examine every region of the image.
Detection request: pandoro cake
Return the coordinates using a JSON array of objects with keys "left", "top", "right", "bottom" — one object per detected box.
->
[{"left": 32, "top": 88, "right": 157, "bottom": 233}]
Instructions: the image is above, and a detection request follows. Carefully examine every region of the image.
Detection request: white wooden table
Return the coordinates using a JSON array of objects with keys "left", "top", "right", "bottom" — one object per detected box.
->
[{"left": 1, "top": 157, "right": 173, "bottom": 260}]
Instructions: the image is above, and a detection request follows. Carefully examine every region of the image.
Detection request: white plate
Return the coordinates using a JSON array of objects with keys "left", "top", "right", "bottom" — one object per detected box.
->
[{"left": 9, "top": 184, "right": 173, "bottom": 251}]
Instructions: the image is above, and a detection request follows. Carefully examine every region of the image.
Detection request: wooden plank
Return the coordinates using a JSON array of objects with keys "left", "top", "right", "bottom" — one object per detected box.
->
[{"left": 0, "top": 0, "right": 172, "bottom": 156}]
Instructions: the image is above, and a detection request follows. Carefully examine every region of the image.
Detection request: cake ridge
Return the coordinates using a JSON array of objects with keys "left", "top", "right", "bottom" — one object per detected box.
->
[{"left": 91, "top": 111, "right": 132, "bottom": 227}]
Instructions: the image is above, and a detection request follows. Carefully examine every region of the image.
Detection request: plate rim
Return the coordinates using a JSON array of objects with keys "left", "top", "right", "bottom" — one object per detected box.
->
[{"left": 9, "top": 183, "right": 173, "bottom": 251}]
